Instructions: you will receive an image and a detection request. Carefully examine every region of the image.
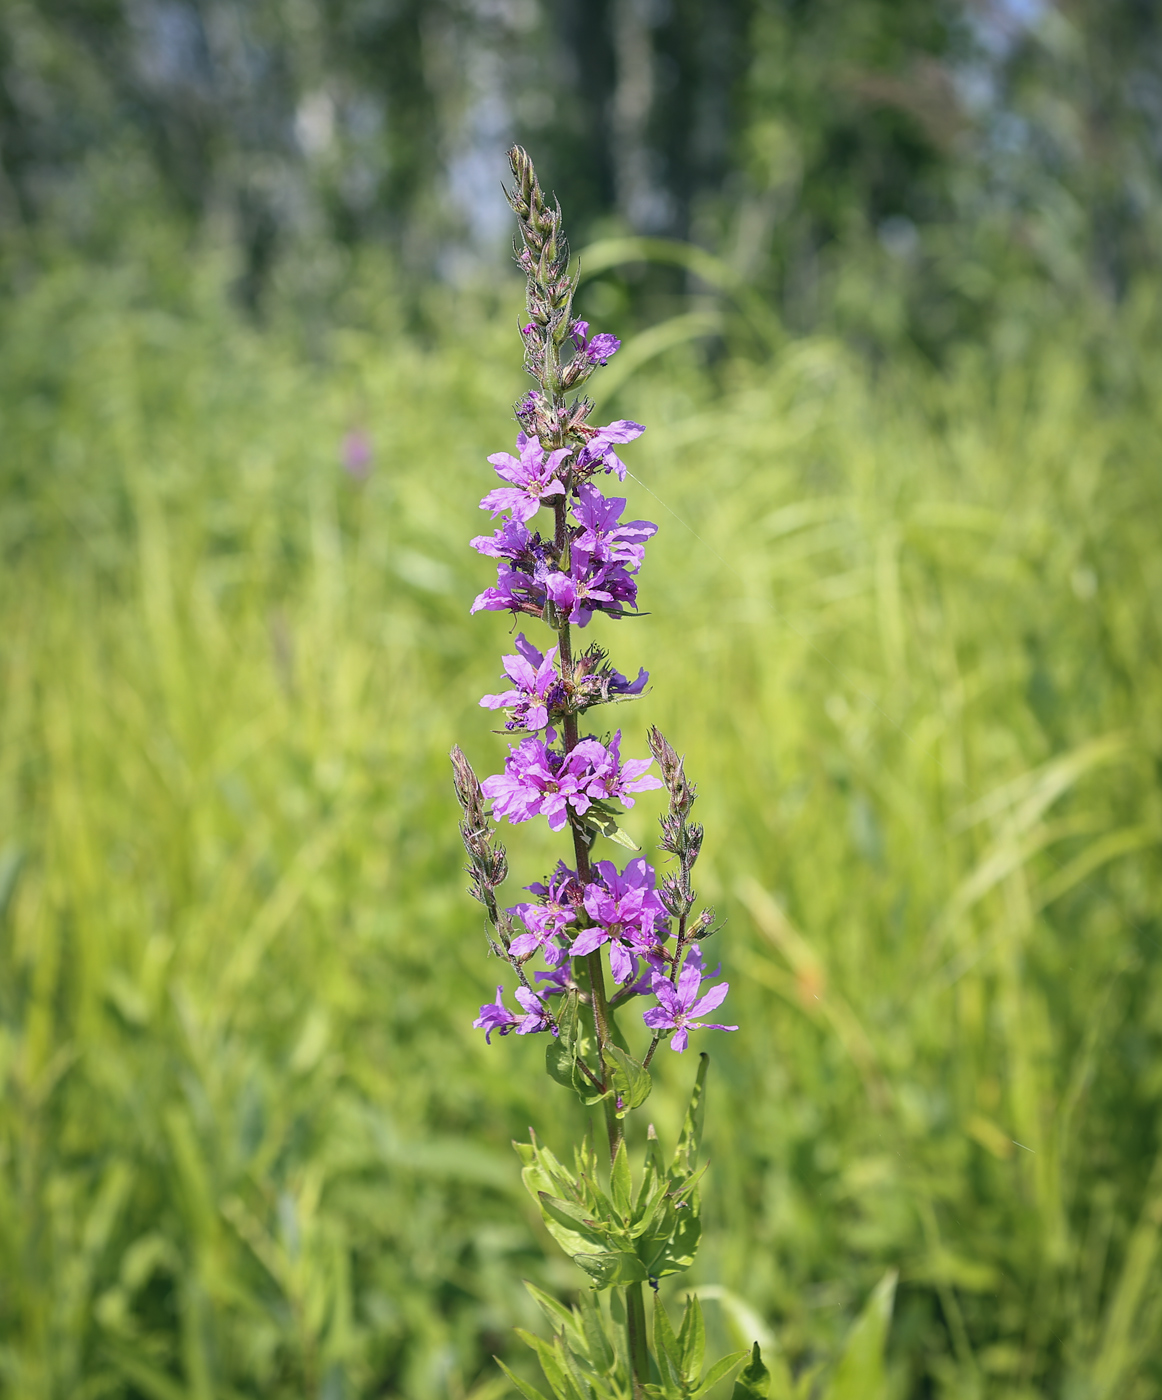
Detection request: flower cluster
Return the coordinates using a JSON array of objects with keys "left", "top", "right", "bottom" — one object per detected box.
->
[
  {"left": 469, "top": 428, "right": 654, "bottom": 625},
  {"left": 453, "top": 144, "right": 734, "bottom": 1072}
]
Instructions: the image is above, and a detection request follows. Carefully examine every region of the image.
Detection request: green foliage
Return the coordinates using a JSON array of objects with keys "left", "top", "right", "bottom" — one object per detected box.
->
[
  {"left": 0, "top": 252, "right": 1160, "bottom": 1397},
  {"left": 514, "top": 1058, "right": 707, "bottom": 1290}
]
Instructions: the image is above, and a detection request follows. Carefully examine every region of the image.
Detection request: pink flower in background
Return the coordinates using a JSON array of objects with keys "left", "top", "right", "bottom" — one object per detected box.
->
[{"left": 342, "top": 429, "right": 373, "bottom": 480}]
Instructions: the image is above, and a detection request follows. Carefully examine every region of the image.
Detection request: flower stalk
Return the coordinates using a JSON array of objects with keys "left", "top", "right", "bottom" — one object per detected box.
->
[{"left": 451, "top": 146, "right": 758, "bottom": 1400}]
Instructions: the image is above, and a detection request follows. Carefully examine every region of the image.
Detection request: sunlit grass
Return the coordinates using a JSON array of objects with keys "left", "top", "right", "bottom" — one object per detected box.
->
[{"left": 1, "top": 257, "right": 1160, "bottom": 1398}]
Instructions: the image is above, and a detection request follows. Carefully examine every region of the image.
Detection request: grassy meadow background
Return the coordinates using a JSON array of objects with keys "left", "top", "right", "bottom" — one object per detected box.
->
[{"left": 1, "top": 235, "right": 1160, "bottom": 1400}]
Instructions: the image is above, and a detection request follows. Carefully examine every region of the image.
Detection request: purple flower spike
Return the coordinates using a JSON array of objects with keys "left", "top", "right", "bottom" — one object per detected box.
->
[
  {"left": 642, "top": 945, "right": 738, "bottom": 1052},
  {"left": 480, "top": 634, "right": 563, "bottom": 732},
  {"left": 481, "top": 432, "right": 571, "bottom": 522}
]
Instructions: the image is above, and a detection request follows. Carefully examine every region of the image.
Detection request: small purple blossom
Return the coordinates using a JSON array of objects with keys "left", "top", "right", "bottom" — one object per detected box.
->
[
  {"left": 572, "top": 483, "right": 658, "bottom": 569},
  {"left": 571, "top": 320, "right": 622, "bottom": 366},
  {"left": 571, "top": 858, "right": 668, "bottom": 983},
  {"left": 534, "top": 964, "right": 578, "bottom": 995},
  {"left": 481, "top": 433, "right": 570, "bottom": 523},
  {"left": 473, "top": 985, "right": 555, "bottom": 1042},
  {"left": 469, "top": 518, "right": 536, "bottom": 560},
  {"left": 480, "top": 634, "right": 563, "bottom": 732},
  {"left": 642, "top": 946, "right": 737, "bottom": 1052},
  {"left": 341, "top": 429, "right": 373, "bottom": 480},
  {"left": 543, "top": 548, "right": 640, "bottom": 626},
  {"left": 481, "top": 731, "right": 661, "bottom": 831},
  {"left": 577, "top": 420, "right": 645, "bottom": 481},
  {"left": 526, "top": 861, "right": 585, "bottom": 922},
  {"left": 470, "top": 561, "right": 547, "bottom": 618},
  {"left": 508, "top": 902, "right": 572, "bottom": 964}
]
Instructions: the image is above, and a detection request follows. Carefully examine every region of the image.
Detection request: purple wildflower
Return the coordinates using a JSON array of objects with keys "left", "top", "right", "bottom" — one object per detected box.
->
[
  {"left": 572, "top": 483, "right": 658, "bottom": 569},
  {"left": 479, "top": 634, "right": 563, "bottom": 732},
  {"left": 585, "top": 729, "right": 663, "bottom": 807},
  {"left": 341, "top": 429, "right": 373, "bottom": 480},
  {"left": 481, "top": 433, "right": 570, "bottom": 523},
  {"left": 470, "top": 561, "right": 548, "bottom": 618},
  {"left": 534, "top": 964, "right": 579, "bottom": 995},
  {"left": 576, "top": 420, "right": 645, "bottom": 481},
  {"left": 543, "top": 548, "right": 640, "bottom": 626},
  {"left": 571, "top": 858, "right": 668, "bottom": 983},
  {"left": 481, "top": 737, "right": 600, "bottom": 830},
  {"left": 607, "top": 664, "right": 649, "bottom": 698},
  {"left": 473, "top": 987, "right": 518, "bottom": 1043},
  {"left": 508, "top": 902, "right": 572, "bottom": 964},
  {"left": 481, "top": 731, "right": 661, "bottom": 831},
  {"left": 642, "top": 945, "right": 737, "bottom": 1052},
  {"left": 571, "top": 320, "right": 622, "bottom": 366},
  {"left": 473, "top": 985, "right": 554, "bottom": 1042},
  {"left": 470, "top": 518, "right": 535, "bottom": 560},
  {"left": 525, "top": 861, "right": 586, "bottom": 925}
]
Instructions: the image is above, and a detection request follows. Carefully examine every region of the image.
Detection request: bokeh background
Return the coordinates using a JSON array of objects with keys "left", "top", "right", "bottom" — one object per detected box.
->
[{"left": 2, "top": 2, "right": 1162, "bottom": 1397}]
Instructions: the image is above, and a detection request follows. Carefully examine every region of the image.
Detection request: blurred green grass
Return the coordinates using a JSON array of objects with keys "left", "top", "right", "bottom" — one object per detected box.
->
[{"left": 1, "top": 254, "right": 1161, "bottom": 1399}]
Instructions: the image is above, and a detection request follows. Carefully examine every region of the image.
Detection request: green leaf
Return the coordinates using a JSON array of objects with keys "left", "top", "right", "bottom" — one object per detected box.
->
[
  {"left": 496, "top": 1358, "right": 554, "bottom": 1400},
  {"left": 652, "top": 1296, "right": 684, "bottom": 1397},
  {"left": 580, "top": 805, "right": 640, "bottom": 851},
  {"left": 546, "top": 1038, "right": 579, "bottom": 1091},
  {"left": 610, "top": 1138, "right": 632, "bottom": 1221},
  {"left": 608, "top": 1045, "right": 652, "bottom": 1117},
  {"left": 538, "top": 1192, "right": 612, "bottom": 1244},
  {"left": 672, "top": 1054, "right": 709, "bottom": 1181},
  {"left": 555, "top": 991, "right": 582, "bottom": 1053},
  {"left": 573, "top": 1250, "right": 649, "bottom": 1288},
  {"left": 679, "top": 1296, "right": 706, "bottom": 1384},
  {"left": 524, "top": 1282, "right": 581, "bottom": 1343},
  {"left": 829, "top": 1270, "right": 897, "bottom": 1400},
  {"left": 690, "top": 1351, "right": 749, "bottom": 1400},
  {"left": 577, "top": 1289, "right": 616, "bottom": 1374},
  {"left": 514, "top": 1330, "right": 578, "bottom": 1400},
  {"left": 636, "top": 1125, "right": 666, "bottom": 1214},
  {"left": 730, "top": 1342, "right": 771, "bottom": 1400},
  {"left": 649, "top": 1206, "right": 702, "bottom": 1279}
]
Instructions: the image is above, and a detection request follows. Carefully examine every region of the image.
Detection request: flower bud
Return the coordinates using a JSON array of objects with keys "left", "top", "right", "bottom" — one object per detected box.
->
[{"left": 451, "top": 745, "right": 487, "bottom": 827}]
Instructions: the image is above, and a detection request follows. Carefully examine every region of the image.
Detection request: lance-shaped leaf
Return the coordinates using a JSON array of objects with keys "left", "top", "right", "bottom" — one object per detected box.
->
[
  {"left": 610, "top": 1138, "right": 633, "bottom": 1222},
  {"left": 524, "top": 1282, "right": 582, "bottom": 1345},
  {"left": 576, "top": 1289, "right": 617, "bottom": 1376},
  {"left": 679, "top": 1295, "right": 706, "bottom": 1385},
  {"left": 671, "top": 1053, "right": 709, "bottom": 1183},
  {"left": 496, "top": 1358, "right": 552, "bottom": 1400},
  {"left": 608, "top": 1044, "right": 652, "bottom": 1117},
  {"left": 829, "top": 1270, "right": 897, "bottom": 1400},
  {"left": 580, "top": 802, "right": 641, "bottom": 851},
  {"left": 515, "top": 1329, "right": 586, "bottom": 1400},
  {"left": 730, "top": 1342, "right": 770, "bottom": 1400},
  {"left": 652, "top": 1296, "right": 685, "bottom": 1398},
  {"left": 690, "top": 1350, "right": 750, "bottom": 1400}
]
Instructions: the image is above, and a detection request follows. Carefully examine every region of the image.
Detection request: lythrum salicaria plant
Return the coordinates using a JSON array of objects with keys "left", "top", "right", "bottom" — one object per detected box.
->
[{"left": 451, "top": 148, "right": 767, "bottom": 1400}]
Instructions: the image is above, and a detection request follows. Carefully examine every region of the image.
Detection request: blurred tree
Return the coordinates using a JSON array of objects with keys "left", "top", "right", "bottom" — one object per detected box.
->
[{"left": 0, "top": 0, "right": 1159, "bottom": 341}]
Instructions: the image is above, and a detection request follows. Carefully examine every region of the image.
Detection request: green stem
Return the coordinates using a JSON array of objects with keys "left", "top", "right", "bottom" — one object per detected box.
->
[{"left": 625, "top": 1282, "right": 650, "bottom": 1396}]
